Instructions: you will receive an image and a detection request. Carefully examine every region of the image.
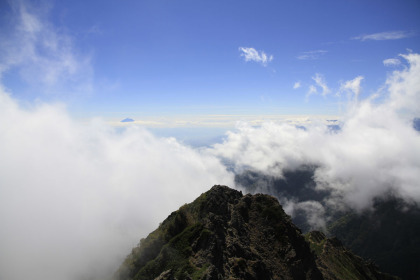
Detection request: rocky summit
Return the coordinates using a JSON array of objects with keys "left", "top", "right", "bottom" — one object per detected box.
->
[{"left": 114, "top": 185, "right": 398, "bottom": 280}]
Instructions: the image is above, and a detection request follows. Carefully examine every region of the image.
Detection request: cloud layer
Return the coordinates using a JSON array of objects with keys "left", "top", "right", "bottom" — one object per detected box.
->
[
  {"left": 1, "top": 1, "right": 419, "bottom": 278},
  {"left": 212, "top": 53, "right": 420, "bottom": 211},
  {"left": 0, "top": 89, "right": 234, "bottom": 280}
]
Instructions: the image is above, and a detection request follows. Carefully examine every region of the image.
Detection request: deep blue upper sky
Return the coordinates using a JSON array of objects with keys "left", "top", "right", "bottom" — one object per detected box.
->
[{"left": 1, "top": 0, "right": 419, "bottom": 123}]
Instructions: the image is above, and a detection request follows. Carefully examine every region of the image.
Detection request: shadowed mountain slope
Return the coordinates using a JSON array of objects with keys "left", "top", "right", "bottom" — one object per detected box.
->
[
  {"left": 328, "top": 196, "right": 420, "bottom": 280},
  {"left": 235, "top": 167, "right": 420, "bottom": 279},
  {"left": 114, "top": 185, "right": 398, "bottom": 280}
]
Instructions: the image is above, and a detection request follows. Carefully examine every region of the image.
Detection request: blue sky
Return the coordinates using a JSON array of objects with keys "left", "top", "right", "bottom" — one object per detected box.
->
[
  {"left": 1, "top": 0, "right": 419, "bottom": 123},
  {"left": 1, "top": 2, "right": 420, "bottom": 279}
]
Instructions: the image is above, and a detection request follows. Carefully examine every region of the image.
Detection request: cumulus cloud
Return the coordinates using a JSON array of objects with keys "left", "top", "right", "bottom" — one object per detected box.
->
[
  {"left": 383, "top": 58, "right": 401, "bottom": 67},
  {"left": 0, "top": 90, "right": 234, "bottom": 280},
  {"left": 212, "top": 53, "right": 420, "bottom": 211},
  {"left": 0, "top": 1, "right": 92, "bottom": 95},
  {"left": 352, "top": 31, "right": 413, "bottom": 41},
  {"left": 239, "top": 47, "right": 273, "bottom": 66},
  {"left": 386, "top": 53, "right": 420, "bottom": 115},
  {"left": 297, "top": 50, "right": 327, "bottom": 60}
]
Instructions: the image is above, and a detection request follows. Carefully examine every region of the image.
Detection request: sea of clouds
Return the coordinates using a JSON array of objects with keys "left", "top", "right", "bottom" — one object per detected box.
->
[
  {"left": 0, "top": 87, "right": 235, "bottom": 280},
  {"left": 1, "top": 1, "right": 419, "bottom": 279},
  {"left": 1, "top": 53, "right": 419, "bottom": 280},
  {"left": 0, "top": 3, "right": 230, "bottom": 279},
  {"left": 211, "top": 53, "right": 420, "bottom": 228}
]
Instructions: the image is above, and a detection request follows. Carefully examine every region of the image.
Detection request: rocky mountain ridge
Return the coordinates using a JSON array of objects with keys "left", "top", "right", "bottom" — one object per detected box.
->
[
  {"left": 114, "top": 185, "right": 398, "bottom": 280},
  {"left": 235, "top": 168, "right": 420, "bottom": 279}
]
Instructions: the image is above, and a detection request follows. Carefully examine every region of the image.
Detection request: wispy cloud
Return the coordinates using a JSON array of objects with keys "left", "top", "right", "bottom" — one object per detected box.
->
[
  {"left": 312, "top": 73, "right": 330, "bottom": 96},
  {"left": 305, "top": 74, "right": 330, "bottom": 101},
  {"left": 239, "top": 47, "right": 273, "bottom": 66},
  {"left": 0, "top": 1, "right": 92, "bottom": 95},
  {"left": 339, "top": 76, "right": 364, "bottom": 102},
  {"left": 352, "top": 31, "right": 414, "bottom": 41},
  {"left": 305, "top": 85, "right": 317, "bottom": 101},
  {"left": 293, "top": 81, "right": 301, "bottom": 89},
  {"left": 383, "top": 58, "right": 401, "bottom": 67},
  {"left": 297, "top": 50, "right": 327, "bottom": 60}
]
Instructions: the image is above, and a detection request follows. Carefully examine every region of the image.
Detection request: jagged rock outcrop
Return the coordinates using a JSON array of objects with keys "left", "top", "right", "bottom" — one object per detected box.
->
[{"left": 114, "top": 185, "right": 398, "bottom": 280}]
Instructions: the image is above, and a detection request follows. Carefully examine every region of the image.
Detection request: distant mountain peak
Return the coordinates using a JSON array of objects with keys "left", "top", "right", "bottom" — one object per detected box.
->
[
  {"left": 114, "top": 185, "right": 398, "bottom": 280},
  {"left": 121, "top": 118, "right": 135, "bottom": 122}
]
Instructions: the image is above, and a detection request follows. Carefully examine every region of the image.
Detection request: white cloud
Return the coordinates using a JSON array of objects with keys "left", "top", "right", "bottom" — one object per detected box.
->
[
  {"left": 0, "top": 90, "right": 234, "bottom": 280},
  {"left": 292, "top": 201, "right": 327, "bottom": 230},
  {"left": 239, "top": 47, "right": 273, "bottom": 66},
  {"left": 305, "top": 85, "right": 317, "bottom": 101},
  {"left": 313, "top": 74, "right": 330, "bottom": 96},
  {"left": 386, "top": 53, "right": 420, "bottom": 115},
  {"left": 339, "top": 76, "right": 364, "bottom": 101},
  {"left": 383, "top": 58, "right": 401, "bottom": 67},
  {"left": 297, "top": 50, "right": 327, "bottom": 60},
  {"left": 352, "top": 31, "right": 413, "bottom": 41},
  {"left": 293, "top": 81, "right": 301, "bottom": 89},
  {"left": 212, "top": 53, "right": 420, "bottom": 211},
  {"left": 306, "top": 73, "right": 330, "bottom": 98},
  {"left": 0, "top": 1, "right": 92, "bottom": 95}
]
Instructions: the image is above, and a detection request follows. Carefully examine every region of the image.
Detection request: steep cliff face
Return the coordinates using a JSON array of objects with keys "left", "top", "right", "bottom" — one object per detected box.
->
[{"left": 114, "top": 185, "right": 397, "bottom": 280}]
